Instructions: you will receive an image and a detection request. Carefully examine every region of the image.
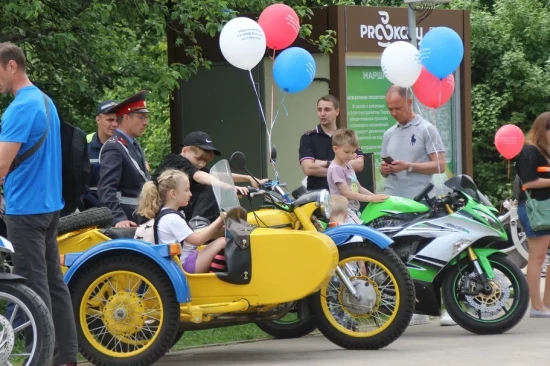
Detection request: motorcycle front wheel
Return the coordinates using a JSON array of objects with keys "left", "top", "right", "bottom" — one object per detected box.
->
[
  {"left": 0, "top": 282, "right": 55, "bottom": 366},
  {"left": 309, "top": 242, "right": 415, "bottom": 350},
  {"left": 442, "top": 253, "right": 529, "bottom": 334}
]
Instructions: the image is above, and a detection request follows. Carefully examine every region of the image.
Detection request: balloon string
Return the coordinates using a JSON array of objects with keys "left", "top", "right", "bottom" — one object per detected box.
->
[
  {"left": 248, "top": 69, "right": 268, "bottom": 136},
  {"left": 507, "top": 160, "right": 511, "bottom": 180},
  {"left": 412, "top": 96, "right": 443, "bottom": 196},
  {"left": 271, "top": 93, "right": 288, "bottom": 131},
  {"left": 268, "top": 49, "right": 276, "bottom": 166}
]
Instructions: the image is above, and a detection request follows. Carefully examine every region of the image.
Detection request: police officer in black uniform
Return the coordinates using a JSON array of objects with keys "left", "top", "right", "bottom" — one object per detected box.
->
[
  {"left": 98, "top": 90, "right": 150, "bottom": 228},
  {"left": 82, "top": 99, "right": 118, "bottom": 209},
  {"left": 299, "top": 95, "right": 364, "bottom": 191}
]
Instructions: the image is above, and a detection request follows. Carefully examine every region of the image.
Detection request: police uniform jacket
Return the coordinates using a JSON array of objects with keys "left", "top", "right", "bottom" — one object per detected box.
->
[
  {"left": 98, "top": 130, "right": 150, "bottom": 224},
  {"left": 82, "top": 132, "right": 102, "bottom": 209}
]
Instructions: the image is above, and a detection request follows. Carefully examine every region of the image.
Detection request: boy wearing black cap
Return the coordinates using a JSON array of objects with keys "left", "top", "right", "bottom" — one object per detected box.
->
[
  {"left": 153, "top": 131, "right": 266, "bottom": 224},
  {"left": 82, "top": 99, "right": 118, "bottom": 209}
]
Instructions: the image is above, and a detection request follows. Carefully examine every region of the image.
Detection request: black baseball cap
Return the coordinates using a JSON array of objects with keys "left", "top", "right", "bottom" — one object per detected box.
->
[
  {"left": 182, "top": 131, "right": 221, "bottom": 156},
  {"left": 96, "top": 100, "right": 118, "bottom": 116}
]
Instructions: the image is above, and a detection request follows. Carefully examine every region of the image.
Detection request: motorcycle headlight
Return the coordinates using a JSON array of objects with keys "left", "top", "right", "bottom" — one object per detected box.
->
[
  {"left": 318, "top": 189, "right": 332, "bottom": 220},
  {"left": 476, "top": 210, "right": 503, "bottom": 232}
]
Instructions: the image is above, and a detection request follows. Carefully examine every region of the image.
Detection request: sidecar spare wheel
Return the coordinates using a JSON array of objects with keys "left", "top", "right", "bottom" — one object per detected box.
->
[
  {"left": 309, "top": 242, "right": 415, "bottom": 350},
  {"left": 70, "top": 255, "right": 180, "bottom": 366}
]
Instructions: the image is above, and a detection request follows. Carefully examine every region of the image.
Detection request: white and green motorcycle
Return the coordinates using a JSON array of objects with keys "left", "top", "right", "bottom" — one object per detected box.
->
[{"left": 361, "top": 175, "right": 529, "bottom": 334}]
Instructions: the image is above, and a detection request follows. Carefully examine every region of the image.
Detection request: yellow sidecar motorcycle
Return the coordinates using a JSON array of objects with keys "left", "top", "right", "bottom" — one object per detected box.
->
[{"left": 57, "top": 159, "right": 414, "bottom": 366}]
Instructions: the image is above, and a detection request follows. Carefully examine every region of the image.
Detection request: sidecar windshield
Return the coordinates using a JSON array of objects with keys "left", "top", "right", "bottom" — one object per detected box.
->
[{"left": 210, "top": 159, "right": 240, "bottom": 211}]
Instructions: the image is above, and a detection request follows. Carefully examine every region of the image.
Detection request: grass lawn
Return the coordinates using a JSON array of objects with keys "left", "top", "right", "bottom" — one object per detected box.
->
[{"left": 170, "top": 323, "right": 271, "bottom": 351}]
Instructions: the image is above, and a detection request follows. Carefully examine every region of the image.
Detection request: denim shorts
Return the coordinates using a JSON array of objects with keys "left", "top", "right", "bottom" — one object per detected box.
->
[{"left": 517, "top": 203, "right": 550, "bottom": 238}]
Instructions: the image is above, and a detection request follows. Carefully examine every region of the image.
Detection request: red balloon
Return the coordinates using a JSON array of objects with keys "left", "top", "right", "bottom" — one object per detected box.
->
[
  {"left": 258, "top": 4, "right": 300, "bottom": 50},
  {"left": 494, "top": 124, "right": 525, "bottom": 159},
  {"left": 413, "top": 67, "right": 455, "bottom": 108}
]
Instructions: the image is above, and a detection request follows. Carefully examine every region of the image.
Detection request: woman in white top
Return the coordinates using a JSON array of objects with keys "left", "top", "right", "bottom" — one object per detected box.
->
[{"left": 137, "top": 169, "right": 226, "bottom": 273}]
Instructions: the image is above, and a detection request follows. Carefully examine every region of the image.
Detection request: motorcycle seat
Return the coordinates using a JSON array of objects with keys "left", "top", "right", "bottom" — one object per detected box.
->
[{"left": 100, "top": 227, "right": 138, "bottom": 240}]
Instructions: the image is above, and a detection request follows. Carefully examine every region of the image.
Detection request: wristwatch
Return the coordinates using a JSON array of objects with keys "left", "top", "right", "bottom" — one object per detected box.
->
[{"left": 407, "top": 163, "right": 413, "bottom": 172}]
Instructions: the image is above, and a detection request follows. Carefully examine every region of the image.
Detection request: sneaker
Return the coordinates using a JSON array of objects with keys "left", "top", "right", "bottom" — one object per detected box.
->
[
  {"left": 440, "top": 310, "right": 457, "bottom": 326},
  {"left": 530, "top": 308, "right": 550, "bottom": 318},
  {"left": 409, "top": 313, "right": 430, "bottom": 326}
]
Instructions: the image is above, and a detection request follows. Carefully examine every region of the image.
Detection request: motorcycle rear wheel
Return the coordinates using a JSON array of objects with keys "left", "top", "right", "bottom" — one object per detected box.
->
[
  {"left": 442, "top": 253, "right": 529, "bottom": 335},
  {"left": 309, "top": 242, "right": 415, "bottom": 350},
  {"left": 255, "top": 300, "right": 317, "bottom": 339}
]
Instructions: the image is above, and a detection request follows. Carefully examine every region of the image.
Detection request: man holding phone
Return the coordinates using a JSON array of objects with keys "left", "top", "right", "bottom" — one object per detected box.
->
[
  {"left": 380, "top": 85, "right": 446, "bottom": 200},
  {"left": 380, "top": 85, "right": 451, "bottom": 327}
]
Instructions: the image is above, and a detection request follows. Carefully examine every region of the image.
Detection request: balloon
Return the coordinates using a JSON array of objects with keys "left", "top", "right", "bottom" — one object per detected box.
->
[
  {"left": 219, "top": 17, "right": 266, "bottom": 71},
  {"left": 413, "top": 67, "right": 455, "bottom": 109},
  {"left": 258, "top": 4, "right": 300, "bottom": 50},
  {"left": 494, "top": 124, "right": 525, "bottom": 159},
  {"left": 381, "top": 41, "right": 422, "bottom": 88},
  {"left": 420, "top": 27, "right": 464, "bottom": 79},
  {"left": 273, "top": 47, "right": 316, "bottom": 93}
]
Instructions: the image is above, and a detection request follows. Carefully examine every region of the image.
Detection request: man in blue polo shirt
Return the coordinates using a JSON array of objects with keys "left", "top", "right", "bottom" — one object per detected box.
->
[{"left": 0, "top": 42, "right": 77, "bottom": 365}]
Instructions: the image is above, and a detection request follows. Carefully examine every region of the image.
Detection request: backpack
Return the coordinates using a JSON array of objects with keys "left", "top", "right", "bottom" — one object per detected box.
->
[
  {"left": 134, "top": 209, "right": 185, "bottom": 244},
  {"left": 60, "top": 117, "right": 91, "bottom": 215}
]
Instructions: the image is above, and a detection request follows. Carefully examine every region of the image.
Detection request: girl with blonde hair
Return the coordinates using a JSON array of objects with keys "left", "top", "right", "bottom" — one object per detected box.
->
[{"left": 137, "top": 169, "right": 226, "bottom": 273}]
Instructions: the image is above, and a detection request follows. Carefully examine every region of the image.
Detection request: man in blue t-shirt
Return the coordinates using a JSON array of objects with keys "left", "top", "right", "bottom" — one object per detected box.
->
[{"left": 0, "top": 42, "right": 77, "bottom": 365}]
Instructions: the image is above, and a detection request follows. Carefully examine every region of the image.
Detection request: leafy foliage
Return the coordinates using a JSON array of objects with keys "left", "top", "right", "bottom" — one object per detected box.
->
[
  {"left": 0, "top": 0, "right": 344, "bottom": 168},
  {"left": 450, "top": 0, "right": 550, "bottom": 201},
  {"left": 3, "top": 0, "right": 550, "bottom": 201}
]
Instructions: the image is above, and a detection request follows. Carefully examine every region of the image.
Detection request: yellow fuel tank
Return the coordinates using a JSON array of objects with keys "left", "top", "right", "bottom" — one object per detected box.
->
[{"left": 247, "top": 208, "right": 300, "bottom": 230}]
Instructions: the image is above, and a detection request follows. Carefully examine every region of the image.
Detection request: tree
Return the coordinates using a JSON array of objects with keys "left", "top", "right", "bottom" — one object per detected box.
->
[
  {"left": 4, "top": 0, "right": 549, "bottom": 199},
  {"left": 450, "top": 0, "right": 550, "bottom": 200},
  {"left": 0, "top": 0, "right": 349, "bottom": 168}
]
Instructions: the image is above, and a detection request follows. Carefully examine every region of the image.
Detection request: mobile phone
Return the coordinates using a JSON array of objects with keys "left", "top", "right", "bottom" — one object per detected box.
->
[{"left": 382, "top": 156, "right": 394, "bottom": 164}]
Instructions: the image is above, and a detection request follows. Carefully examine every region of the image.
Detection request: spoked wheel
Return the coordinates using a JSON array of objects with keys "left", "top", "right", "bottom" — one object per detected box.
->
[
  {"left": 309, "top": 242, "right": 415, "bottom": 350},
  {"left": 442, "top": 253, "right": 529, "bottom": 334},
  {"left": 70, "top": 255, "right": 180, "bottom": 366},
  {"left": 255, "top": 300, "right": 317, "bottom": 339},
  {"left": 0, "top": 282, "right": 55, "bottom": 366}
]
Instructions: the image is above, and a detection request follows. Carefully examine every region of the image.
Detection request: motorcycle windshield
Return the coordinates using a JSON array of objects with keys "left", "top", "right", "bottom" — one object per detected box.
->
[
  {"left": 209, "top": 159, "right": 240, "bottom": 211},
  {"left": 443, "top": 174, "right": 494, "bottom": 208}
]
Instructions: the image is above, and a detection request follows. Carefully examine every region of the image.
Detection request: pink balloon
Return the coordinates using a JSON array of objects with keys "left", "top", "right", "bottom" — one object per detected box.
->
[
  {"left": 413, "top": 67, "right": 455, "bottom": 108},
  {"left": 494, "top": 124, "right": 525, "bottom": 159},
  {"left": 258, "top": 4, "right": 300, "bottom": 50}
]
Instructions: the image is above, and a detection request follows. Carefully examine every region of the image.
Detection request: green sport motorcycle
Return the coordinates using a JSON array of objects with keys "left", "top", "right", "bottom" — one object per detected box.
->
[{"left": 361, "top": 174, "right": 529, "bottom": 334}]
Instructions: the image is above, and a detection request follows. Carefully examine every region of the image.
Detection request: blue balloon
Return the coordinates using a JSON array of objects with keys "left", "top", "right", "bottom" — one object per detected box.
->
[
  {"left": 419, "top": 27, "right": 464, "bottom": 79},
  {"left": 273, "top": 47, "right": 316, "bottom": 93}
]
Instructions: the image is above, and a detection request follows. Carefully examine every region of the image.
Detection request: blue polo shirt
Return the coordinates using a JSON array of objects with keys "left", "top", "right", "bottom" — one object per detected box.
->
[{"left": 0, "top": 85, "right": 64, "bottom": 214}]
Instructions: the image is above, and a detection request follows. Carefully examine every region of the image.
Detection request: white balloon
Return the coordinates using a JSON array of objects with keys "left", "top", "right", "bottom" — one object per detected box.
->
[
  {"left": 219, "top": 17, "right": 267, "bottom": 71},
  {"left": 381, "top": 41, "right": 422, "bottom": 88}
]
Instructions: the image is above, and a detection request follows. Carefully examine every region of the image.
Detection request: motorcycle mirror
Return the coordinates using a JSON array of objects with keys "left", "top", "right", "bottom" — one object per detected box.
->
[
  {"left": 270, "top": 146, "right": 277, "bottom": 161},
  {"left": 229, "top": 151, "right": 246, "bottom": 171}
]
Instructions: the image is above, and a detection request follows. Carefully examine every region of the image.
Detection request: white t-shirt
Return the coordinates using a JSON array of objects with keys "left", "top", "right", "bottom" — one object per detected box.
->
[{"left": 156, "top": 208, "right": 196, "bottom": 261}]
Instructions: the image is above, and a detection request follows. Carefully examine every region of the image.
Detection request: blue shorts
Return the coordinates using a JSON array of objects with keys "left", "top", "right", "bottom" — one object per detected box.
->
[{"left": 517, "top": 203, "right": 550, "bottom": 238}]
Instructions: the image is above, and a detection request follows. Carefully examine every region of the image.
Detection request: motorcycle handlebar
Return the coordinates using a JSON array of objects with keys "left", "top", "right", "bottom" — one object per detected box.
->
[{"left": 246, "top": 186, "right": 266, "bottom": 198}]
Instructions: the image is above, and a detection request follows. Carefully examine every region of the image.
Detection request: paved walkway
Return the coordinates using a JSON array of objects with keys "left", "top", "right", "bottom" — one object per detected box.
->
[{"left": 155, "top": 314, "right": 546, "bottom": 365}]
